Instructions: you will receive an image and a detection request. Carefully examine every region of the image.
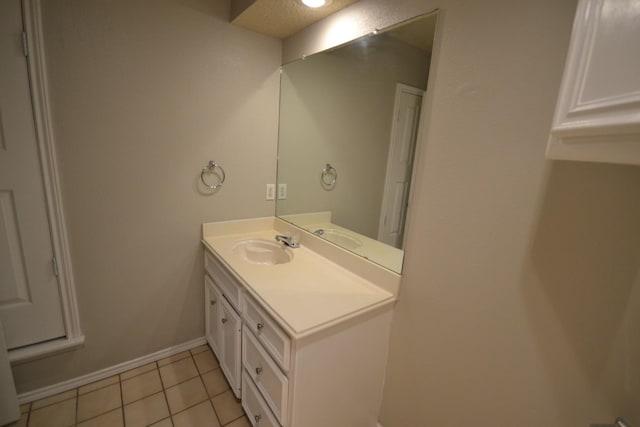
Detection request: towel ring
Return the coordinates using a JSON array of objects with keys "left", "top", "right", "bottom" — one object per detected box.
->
[
  {"left": 201, "top": 160, "right": 226, "bottom": 190},
  {"left": 321, "top": 163, "right": 337, "bottom": 187}
]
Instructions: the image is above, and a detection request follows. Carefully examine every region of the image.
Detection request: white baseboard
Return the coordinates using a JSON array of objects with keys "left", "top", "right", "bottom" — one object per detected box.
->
[{"left": 17, "top": 336, "right": 207, "bottom": 404}]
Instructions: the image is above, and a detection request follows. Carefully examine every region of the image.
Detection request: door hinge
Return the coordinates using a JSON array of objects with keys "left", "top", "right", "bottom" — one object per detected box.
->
[
  {"left": 52, "top": 257, "right": 59, "bottom": 277},
  {"left": 21, "top": 31, "right": 29, "bottom": 57}
]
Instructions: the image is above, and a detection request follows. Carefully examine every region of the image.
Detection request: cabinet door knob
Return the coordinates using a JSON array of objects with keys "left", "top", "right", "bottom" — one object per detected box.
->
[
  {"left": 221, "top": 318, "right": 228, "bottom": 324},
  {"left": 255, "top": 366, "right": 263, "bottom": 375},
  {"left": 210, "top": 300, "right": 216, "bottom": 306},
  {"left": 256, "top": 322, "right": 264, "bottom": 331},
  {"left": 254, "top": 414, "right": 262, "bottom": 422}
]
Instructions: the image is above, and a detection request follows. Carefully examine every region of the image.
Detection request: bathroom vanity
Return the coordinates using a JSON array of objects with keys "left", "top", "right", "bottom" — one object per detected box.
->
[{"left": 202, "top": 217, "right": 400, "bottom": 427}]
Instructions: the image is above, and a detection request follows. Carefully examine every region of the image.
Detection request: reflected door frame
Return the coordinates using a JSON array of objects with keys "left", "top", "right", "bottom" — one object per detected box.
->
[{"left": 378, "top": 83, "right": 425, "bottom": 248}]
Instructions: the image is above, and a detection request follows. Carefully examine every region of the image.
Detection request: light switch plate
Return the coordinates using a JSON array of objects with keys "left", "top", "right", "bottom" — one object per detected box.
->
[{"left": 278, "top": 183, "right": 287, "bottom": 200}]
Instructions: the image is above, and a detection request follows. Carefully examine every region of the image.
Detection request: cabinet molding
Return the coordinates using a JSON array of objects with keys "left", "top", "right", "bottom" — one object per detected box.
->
[{"left": 547, "top": 0, "right": 640, "bottom": 165}]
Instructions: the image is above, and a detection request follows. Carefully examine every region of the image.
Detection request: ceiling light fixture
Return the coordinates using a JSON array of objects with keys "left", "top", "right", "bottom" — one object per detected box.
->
[{"left": 301, "top": 0, "right": 331, "bottom": 8}]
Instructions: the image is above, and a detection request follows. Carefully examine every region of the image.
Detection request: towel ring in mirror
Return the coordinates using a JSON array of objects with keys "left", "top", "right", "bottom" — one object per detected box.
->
[
  {"left": 201, "top": 160, "right": 226, "bottom": 190},
  {"left": 321, "top": 163, "right": 337, "bottom": 188}
]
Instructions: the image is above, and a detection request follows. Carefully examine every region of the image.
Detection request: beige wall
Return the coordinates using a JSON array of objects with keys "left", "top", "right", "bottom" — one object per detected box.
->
[
  {"left": 287, "top": 0, "right": 640, "bottom": 426},
  {"left": 12, "top": 0, "right": 281, "bottom": 393},
  {"left": 277, "top": 37, "right": 429, "bottom": 238}
]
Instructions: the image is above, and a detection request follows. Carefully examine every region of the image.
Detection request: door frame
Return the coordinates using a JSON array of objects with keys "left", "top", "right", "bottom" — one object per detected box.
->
[
  {"left": 9, "top": 0, "right": 83, "bottom": 362},
  {"left": 377, "top": 83, "right": 425, "bottom": 246}
]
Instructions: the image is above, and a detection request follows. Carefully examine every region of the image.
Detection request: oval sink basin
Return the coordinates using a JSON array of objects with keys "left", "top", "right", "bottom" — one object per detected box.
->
[
  {"left": 314, "top": 229, "right": 363, "bottom": 250},
  {"left": 232, "top": 239, "right": 293, "bottom": 265}
]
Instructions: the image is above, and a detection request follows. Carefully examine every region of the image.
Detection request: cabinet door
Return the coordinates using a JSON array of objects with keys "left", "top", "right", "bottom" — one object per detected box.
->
[
  {"left": 205, "top": 276, "right": 222, "bottom": 358},
  {"left": 220, "top": 297, "right": 242, "bottom": 398},
  {"left": 547, "top": 0, "right": 640, "bottom": 164}
]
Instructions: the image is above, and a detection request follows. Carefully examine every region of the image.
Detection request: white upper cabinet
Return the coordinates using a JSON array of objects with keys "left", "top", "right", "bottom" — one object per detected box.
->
[{"left": 546, "top": 0, "right": 640, "bottom": 165}]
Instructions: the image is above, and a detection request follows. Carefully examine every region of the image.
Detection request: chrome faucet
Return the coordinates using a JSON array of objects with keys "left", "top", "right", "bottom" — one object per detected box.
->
[{"left": 275, "top": 234, "right": 299, "bottom": 248}]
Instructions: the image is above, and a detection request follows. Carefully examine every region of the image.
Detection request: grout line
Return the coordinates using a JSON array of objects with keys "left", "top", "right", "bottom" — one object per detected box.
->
[
  {"left": 119, "top": 375, "right": 126, "bottom": 427},
  {"left": 209, "top": 392, "right": 224, "bottom": 427},
  {"left": 77, "top": 375, "right": 120, "bottom": 396},
  {"left": 74, "top": 388, "right": 78, "bottom": 425},
  {"left": 158, "top": 360, "right": 174, "bottom": 426},
  {"left": 226, "top": 413, "right": 247, "bottom": 426},
  {"left": 28, "top": 394, "right": 76, "bottom": 412},
  {"left": 120, "top": 363, "right": 157, "bottom": 382}
]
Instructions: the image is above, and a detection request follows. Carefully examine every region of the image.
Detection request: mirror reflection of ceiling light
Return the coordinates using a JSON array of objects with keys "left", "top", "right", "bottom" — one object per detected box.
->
[{"left": 301, "top": 0, "right": 332, "bottom": 8}]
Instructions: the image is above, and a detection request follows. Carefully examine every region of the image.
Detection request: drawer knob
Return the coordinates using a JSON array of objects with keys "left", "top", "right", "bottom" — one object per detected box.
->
[
  {"left": 221, "top": 318, "right": 228, "bottom": 324},
  {"left": 254, "top": 414, "right": 262, "bottom": 422},
  {"left": 210, "top": 300, "right": 216, "bottom": 306},
  {"left": 255, "top": 366, "right": 263, "bottom": 375},
  {"left": 256, "top": 322, "right": 264, "bottom": 331}
]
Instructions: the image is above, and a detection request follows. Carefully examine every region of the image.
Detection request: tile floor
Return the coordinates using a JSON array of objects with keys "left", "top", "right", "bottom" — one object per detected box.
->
[{"left": 9, "top": 344, "right": 250, "bottom": 427}]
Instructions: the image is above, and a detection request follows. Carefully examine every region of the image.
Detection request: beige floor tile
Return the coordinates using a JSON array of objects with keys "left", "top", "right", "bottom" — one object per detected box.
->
[
  {"left": 159, "top": 357, "right": 199, "bottom": 388},
  {"left": 31, "top": 389, "right": 76, "bottom": 410},
  {"left": 76, "top": 408, "right": 123, "bottom": 427},
  {"left": 122, "top": 369, "right": 163, "bottom": 404},
  {"left": 78, "top": 375, "right": 119, "bottom": 395},
  {"left": 124, "top": 392, "right": 169, "bottom": 427},
  {"left": 189, "top": 344, "right": 210, "bottom": 355},
  {"left": 193, "top": 350, "right": 218, "bottom": 374},
  {"left": 20, "top": 403, "right": 30, "bottom": 414},
  {"left": 28, "top": 397, "right": 76, "bottom": 427},
  {"left": 201, "top": 368, "right": 230, "bottom": 397},
  {"left": 148, "top": 417, "right": 173, "bottom": 427},
  {"left": 77, "top": 383, "right": 122, "bottom": 422},
  {"left": 6, "top": 412, "right": 27, "bottom": 427},
  {"left": 225, "top": 416, "right": 251, "bottom": 427},
  {"left": 157, "top": 351, "right": 191, "bottom": 367},
  {"left": 211, "top": 391, "right": 244, "bottom": 425},
  {"left": 172, "top": 401, "right": 221, "bottom": 427},
  {"left": 120, "top": 362, "right": 157, "bottom": 381},
  {"left": 165, "top": 377, "right": 208, "bottom": 415}
]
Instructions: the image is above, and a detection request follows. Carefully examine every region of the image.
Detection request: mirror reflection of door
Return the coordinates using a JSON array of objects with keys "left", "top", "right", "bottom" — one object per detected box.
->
[
  {"left": 378, "top": 84, "right": 424, "bottom": 248},
  {"left": 276, "top": 11, "right": 438, "bottom": 273}
]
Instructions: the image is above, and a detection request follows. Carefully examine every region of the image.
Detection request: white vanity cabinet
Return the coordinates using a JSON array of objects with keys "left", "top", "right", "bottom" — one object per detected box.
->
[
  {"left": 204, "top": 251, "right": 242, "bottom": 398},
  {"left": 240, "top": 291, "right": 393, "bottom": 427},
  {"left": 203, "top": 245, "right": 394, "bottom": 427},
  {"left": 546, "top": 0, "right": 640, "bottom": 165}
]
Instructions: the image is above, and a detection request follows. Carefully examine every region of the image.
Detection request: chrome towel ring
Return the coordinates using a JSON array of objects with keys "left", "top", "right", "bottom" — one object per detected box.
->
[
  {"left": 201, "top": 160, "right": 226, "bottom": 190},
  {"left": 321, "top": 163, "right": 337, "bottom": 188}
]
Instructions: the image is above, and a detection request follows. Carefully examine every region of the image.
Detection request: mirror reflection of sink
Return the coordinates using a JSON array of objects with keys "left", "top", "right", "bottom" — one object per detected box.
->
[
  {"left": 313, "top": 229, "right": 363, "bottom": 250},
  {"left": 232, "top": 239, "right": 293, "bottom": 265}
]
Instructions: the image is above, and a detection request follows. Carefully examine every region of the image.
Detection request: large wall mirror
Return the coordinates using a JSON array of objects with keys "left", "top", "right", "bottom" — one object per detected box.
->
[{"left": 276, "top": 12, "right": 438, "bottom": 274}]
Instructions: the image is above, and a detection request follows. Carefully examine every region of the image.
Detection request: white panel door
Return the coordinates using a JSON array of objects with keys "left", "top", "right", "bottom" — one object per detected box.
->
[
  {"left": 379, "top": 84, "right": 424, "bottom": 248},
  {"left": 0, "top": 0, "right": 65, "bottom": 349}
]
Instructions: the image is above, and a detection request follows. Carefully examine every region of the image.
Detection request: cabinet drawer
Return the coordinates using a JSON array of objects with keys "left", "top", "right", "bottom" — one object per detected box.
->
[
  {"left": 205, "top": 250, "right": 242, "bottom": 311},
  {"left": 242, "top": 371, "right": 280, "bottom": 427},
  {"left": 243, "top": 295, "right": 291, "bottom": 372},
  {"left": 243, "top": 326, "right": 289, "bottom": 425}
]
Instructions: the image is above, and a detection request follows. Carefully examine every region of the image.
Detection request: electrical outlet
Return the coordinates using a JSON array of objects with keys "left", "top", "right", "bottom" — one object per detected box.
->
[
  {"left": 266, "top": 184, "right": 275, "bottom": 200},
  {"left": 278, "top": 183, "right": 287, "bottom": 200}
]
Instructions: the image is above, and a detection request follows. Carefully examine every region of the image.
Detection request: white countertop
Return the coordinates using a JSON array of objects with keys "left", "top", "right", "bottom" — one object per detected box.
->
[{"left": 202, "top": 219, "right": 395, "bottom": 339}]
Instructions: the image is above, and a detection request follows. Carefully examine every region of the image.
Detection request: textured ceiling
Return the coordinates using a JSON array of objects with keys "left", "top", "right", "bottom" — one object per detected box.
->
[{"left": 231, "top": 0, "right": 361, "bottom": 39}]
